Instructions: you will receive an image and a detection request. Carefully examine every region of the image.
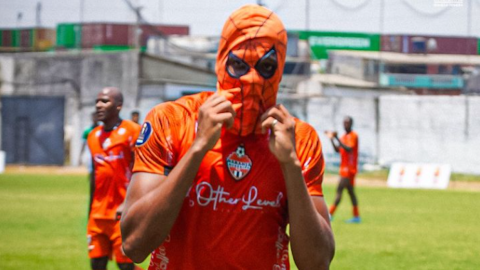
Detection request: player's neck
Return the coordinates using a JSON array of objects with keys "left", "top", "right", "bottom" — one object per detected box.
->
[{"left": 103, "top": 117, "right": 122, "bottom": 132}]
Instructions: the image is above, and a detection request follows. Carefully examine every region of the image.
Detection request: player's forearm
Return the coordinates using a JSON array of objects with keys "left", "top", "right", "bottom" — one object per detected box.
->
[
  {"left": 339, "top": 144, "right": 352, "bottom": 152},
  {"left": 121, "top": 145, "right": 208, "bottom": 262},
  {"left": 281, "top": 161, "right": 335, "bottom": 270},
  {"left": 335, "top": 138, "right": 352, "bottom": 152},
  {"left": 329, "top": 139, "right": 340, "bottom": 153}
]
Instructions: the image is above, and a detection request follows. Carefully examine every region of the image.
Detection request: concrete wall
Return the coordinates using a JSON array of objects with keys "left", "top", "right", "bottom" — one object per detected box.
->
[
  {"left": 379, "top": 96, "right": 480, "bottom": 175},
  {"left": 304, "top": 97, "right": 378, "bottom": 166},
  {"left": 280, "top": 95, "right": 480, "bottom": 175}
]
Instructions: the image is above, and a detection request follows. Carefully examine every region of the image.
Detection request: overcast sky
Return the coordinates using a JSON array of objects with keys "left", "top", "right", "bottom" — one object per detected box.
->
[{"left": 0, "top": 0, "right": 478, "bottom": 37}]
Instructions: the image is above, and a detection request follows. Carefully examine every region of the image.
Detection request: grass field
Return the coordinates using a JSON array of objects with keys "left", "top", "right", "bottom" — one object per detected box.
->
[
  {"left": 327, "top": 169, "right": 480, "bottom": 183},
  {"left": 1, "top": 173, "right": 479, "bottom": 270}
]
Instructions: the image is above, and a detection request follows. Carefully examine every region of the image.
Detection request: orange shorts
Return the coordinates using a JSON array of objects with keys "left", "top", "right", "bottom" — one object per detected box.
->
[
  {"left": 346, "top": 174, "right": 356, "bottom": 186},
  {"left": 87, "top": 217, "right": 132, "bottom": 263},
  {"left": 340, "top": 166, "right": 357, "bottom": 186},
  {"left": 340, "top": 171, "right": 356, "bottom": 186}
]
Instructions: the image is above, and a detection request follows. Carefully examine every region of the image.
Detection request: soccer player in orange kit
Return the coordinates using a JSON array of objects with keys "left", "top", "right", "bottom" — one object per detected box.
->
[
  {"left": 87, "top": 87, "right": 142, "bottom": 270},
  {"left": 120, "top": 5, "right": 335, "bottom": 270},
  {"left": 325, "top": 116, "right": 360, "bottom": 223}
]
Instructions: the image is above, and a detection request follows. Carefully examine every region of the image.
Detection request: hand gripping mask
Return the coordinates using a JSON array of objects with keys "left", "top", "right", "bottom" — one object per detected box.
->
[{"left": 216, "top": 5, "right": 287, "bottom": 136}]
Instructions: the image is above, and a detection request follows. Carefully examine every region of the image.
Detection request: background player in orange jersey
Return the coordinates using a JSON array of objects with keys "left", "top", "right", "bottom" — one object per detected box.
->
[
  {"left": 130, "top": 110, "right": 140, "bottom": 124},
  {"left": 325, "top": 116, "right": 361, "bottom": 223},
  {"left": 121, "top": 5, "right": 334, "bottom": 270},
  {"left": 87, "top": 87, "right": 142, "bottom": 270}
]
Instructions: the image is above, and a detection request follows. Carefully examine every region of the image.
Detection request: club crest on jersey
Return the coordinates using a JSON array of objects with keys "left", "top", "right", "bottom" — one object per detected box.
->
[
  {"left": 226, "top": 145, "right": 252, "bottom": 181},
  {"left": 136, "top": 122, "right": 152, "bottom": 147}
]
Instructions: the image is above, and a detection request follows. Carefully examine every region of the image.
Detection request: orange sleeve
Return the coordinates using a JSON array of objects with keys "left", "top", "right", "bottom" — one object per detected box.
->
[
  {"left": 133, "top": 93, "right": 211, "bottom": 175},
  {"left": 295, "top": 120, "right": 325, "bottom": 197},
  {"left": 133, "top": 104, "right": 179, "bottom": 175}
]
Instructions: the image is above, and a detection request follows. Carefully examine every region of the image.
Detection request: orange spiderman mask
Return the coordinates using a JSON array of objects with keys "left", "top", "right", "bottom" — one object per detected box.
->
[{"left": 216, "top": 5, "right": 287, "bottom": 137}]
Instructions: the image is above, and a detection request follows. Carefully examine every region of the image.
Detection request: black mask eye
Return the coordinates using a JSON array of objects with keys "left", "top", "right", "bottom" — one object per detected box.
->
[
  {"left": 226, "top": 52, "right": 250, "bottom": 78},
  {"left": 255, "top": 48, "right": 278, "bottom": 79}
]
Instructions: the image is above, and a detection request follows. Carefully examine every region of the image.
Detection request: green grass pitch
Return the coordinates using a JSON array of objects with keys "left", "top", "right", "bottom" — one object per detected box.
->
[{"left": 0, "top": 173, "right": 479, "bottom": 270}]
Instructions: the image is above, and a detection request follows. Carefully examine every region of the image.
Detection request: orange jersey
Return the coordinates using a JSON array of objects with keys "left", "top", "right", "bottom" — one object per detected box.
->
[
  {"left": 339, "top": 131, "right": 359, "bottom": 177},
  {"left": 134, "top": 92, "right": 325, "bottom": 270},
  {"left": 88, "top": 120, "right": 141, "bottom": 220}
]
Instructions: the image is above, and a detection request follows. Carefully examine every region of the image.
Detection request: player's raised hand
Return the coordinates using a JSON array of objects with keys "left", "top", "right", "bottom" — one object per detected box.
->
[
  {"left": 194, "top": 88, "right": 241, "bottom": 152},
  {"left": 324, "top": 131, "right": 337, "bottom": 139},
  {"left": 260, "top": 104, "right": 298, "bottom": 164}
]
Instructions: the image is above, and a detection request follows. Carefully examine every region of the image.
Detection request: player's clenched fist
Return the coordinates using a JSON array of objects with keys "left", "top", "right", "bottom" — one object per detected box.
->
[
  {"left": 260, "top": 104, "right": 297, "bottom": 164},
  {"left": 324, "top": 130, "right": 338, "bottom": 139},
  {"left": 193, "top": 88, "right": 241, "bottom": 152}
]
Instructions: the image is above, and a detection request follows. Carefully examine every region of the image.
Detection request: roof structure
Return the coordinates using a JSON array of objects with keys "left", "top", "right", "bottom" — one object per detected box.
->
[{"left": 329, "top": 50, "right": 480, "bottom": 65}]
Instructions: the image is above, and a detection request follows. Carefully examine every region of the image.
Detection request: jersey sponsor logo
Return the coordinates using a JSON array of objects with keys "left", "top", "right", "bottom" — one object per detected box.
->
[
  {"left": 136, "top": 122, "right": 152, "bottom": 147},
  {"left": 194, "top": 181, "right": 283, "bottom": 211},
  {"left": 226, "top": 145, "right": 252, "bottom": 181},
  {"left": 274, "top": 227, "right": 289, "bottom": 269},
  {"left": 93, "top": 151, "right": 125, "bottom": 164},
  {"left": 153, "top": 235, "right": 171, "bottom": 270}
]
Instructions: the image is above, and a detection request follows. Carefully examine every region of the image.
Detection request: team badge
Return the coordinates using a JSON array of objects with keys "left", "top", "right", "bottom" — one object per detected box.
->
[
  {"left": 136, "top": 122, "right": 152, "bottom": 147},
  {"left": 226, "top": 144, "right": 252, "bottom": 181}
]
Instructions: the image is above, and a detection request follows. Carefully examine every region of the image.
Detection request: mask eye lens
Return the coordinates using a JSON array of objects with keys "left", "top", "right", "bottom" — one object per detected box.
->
[
  {"left": 255, "top": 49, "right": 278, "bottom": 79},
  {"left": 226, "top": 52, "right": 250, "bottom": 78}
]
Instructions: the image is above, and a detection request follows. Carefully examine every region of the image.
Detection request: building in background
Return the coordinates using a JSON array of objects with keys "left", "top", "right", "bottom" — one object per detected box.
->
[
  {"left": 326, "top": 50, "right": 480, "bottom": 95},
  {"left": 0, "top": 27, "right": 56, "bottom": 52},
  {"left": 1, "top": 23, "right": 189, "bottom": 52},
  {"left": 1, "top": 4, "right": 480, "bottom": 173}
]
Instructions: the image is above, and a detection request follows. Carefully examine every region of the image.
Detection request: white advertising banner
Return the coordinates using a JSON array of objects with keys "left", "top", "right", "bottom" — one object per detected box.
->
[{"left": 387, "top": 163, "right": 451, "bottom": 189}]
